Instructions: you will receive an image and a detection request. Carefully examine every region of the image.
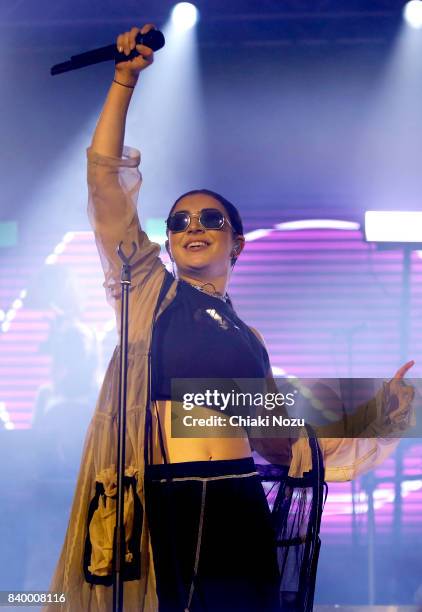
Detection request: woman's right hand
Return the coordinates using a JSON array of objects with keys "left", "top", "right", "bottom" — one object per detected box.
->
[{"left": 114, "top": 24, "right": 155, "bottom": 87}]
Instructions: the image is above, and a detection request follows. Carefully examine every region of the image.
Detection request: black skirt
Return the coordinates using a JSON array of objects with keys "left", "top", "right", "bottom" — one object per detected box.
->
[{"left": 145, "top": 457, "right": 280, "bottom": 612}]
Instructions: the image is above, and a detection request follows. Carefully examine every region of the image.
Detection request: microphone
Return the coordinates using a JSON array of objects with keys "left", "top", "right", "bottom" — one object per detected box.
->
[{"left": 50, "top": 29, "right": 165, "bottom": 76}]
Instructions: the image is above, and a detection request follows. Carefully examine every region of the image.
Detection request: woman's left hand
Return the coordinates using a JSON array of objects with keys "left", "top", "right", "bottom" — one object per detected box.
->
[{"left": 382, "top": 360, "right": 416, "bottom": 431}]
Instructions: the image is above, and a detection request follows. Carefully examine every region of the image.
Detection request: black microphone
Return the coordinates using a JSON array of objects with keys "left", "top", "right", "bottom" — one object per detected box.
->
[{"left": 50, "top": 29, "right": 165, "bottom": 76}]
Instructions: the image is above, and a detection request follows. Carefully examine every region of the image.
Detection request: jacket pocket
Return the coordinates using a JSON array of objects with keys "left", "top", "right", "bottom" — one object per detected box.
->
[{"left": 83, "top": 467, "right": 143, "bottom": 585}]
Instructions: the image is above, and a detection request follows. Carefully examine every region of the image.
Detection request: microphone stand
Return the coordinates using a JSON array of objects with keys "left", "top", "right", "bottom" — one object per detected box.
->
[{"left": 113, "top": 241, "right": 137, "bottom": 612}]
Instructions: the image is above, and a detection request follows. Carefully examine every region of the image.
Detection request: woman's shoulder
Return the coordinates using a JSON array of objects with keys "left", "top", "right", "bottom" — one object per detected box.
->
[{"left": 248, "top": 326, "right": 266, "bottom": 348}]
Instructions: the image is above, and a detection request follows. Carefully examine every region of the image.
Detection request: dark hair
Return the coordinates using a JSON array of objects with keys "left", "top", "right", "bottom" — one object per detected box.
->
[{"left": 167, "top": 189, "right": 244, "bottom": 266}]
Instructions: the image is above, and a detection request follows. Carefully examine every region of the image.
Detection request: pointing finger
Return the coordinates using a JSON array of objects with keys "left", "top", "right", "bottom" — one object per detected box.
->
[{"left": 393, "top": 360, "right": 415, "bottom": 380}]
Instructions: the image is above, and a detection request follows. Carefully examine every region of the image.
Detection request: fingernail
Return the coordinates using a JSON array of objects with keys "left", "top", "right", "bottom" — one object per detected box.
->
[{"left": 118, "top": 46, "right": 123, "bottom": 53}]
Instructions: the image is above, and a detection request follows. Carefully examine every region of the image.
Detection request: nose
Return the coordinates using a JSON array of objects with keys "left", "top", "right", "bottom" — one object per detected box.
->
[{"left": 187, "top": 214, "right": 205, "bottom": 233}]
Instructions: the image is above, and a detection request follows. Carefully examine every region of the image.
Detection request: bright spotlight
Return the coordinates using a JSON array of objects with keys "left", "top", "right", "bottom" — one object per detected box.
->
[
  {"left": 171, "top": 3, "right": 199, "bottom": 31},
  {"left": 404, "top": 1, "right": 422, "bottom": 29},
  {"left": 364, "top": 211, "right": 422, "bottom": 243}
]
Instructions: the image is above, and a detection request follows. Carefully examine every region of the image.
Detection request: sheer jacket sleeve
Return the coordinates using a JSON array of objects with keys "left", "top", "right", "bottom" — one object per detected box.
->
[
  {"left": 320, "top": 436, "right": 400, "bottom": 482},
  {"left": 302, "top": 388, "right": 400, "bottom": 482},
  {"left": 87, "top": 145, "right": 164, "bottom": 312}
]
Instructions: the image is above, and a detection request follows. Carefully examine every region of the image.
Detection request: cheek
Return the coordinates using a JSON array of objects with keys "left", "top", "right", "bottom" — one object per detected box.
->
[
  {"left": 169, "top": 236, "right": 183, "bottom": 253},
  {"left": 167, "top": 239, "right": 181, "bottom": 262},
  {"left": 215, "top": 233, "right": 233, "bottom": 253}
]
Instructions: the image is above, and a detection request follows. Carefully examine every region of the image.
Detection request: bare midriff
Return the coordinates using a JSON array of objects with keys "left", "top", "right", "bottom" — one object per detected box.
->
[{"left": 152, "top": 400, "right": 252, "bottom": 464}]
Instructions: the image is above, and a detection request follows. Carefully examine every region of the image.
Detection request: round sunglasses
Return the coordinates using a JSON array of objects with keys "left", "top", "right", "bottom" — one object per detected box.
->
[{"left": 166, "top": 208, "right": 233, "bottom": 233}]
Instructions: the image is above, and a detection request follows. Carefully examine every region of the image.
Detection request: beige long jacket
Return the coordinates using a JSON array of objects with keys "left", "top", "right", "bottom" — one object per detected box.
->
[{"left": 46, "top": 145, "right": 402, "bottom": 611}]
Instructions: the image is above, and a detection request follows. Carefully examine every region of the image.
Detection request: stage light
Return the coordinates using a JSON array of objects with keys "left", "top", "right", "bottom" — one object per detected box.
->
[
  {"left": 364, "top": 211, "right": 422, "bottom": 243},
  {"left": 244, "top": 229, "right": 272, "bottom": 241},
  {"left": 276, "top": 219, "right": 360, "bottom": 231},
  {"left": 404, "top": 1, "right": 422, "bottom": 29},
  {"left": 171, "top": 3, "right": 199, "bottom": 31}
]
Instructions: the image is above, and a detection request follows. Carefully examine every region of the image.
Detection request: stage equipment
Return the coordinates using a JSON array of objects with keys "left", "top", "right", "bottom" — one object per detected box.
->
[
  {"left": 364, "top": 210, "right": 422, "bottom": 362},
  {"left": 364, "top": 210, "right": 421, "bottom": 603},
  {"left": 113, "top": 242, "right": 137, "bottom": 612},
  {"left": 364, "top": 211, "right": 422, "bottom": 245}
]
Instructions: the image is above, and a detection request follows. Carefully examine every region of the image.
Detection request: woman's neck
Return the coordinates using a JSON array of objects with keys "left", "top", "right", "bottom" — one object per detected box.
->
[{"left": 178, "top": 272, "right": 229, "bottom": 298}]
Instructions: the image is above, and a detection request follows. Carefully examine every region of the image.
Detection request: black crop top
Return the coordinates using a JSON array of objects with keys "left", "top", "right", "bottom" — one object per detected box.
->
[{"left": 151, "top": 279, "right": 270, "bottom": 401}]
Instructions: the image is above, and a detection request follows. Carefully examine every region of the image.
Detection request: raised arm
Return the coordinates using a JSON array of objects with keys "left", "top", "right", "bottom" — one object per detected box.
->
[
  {"left": 87, "top": 25, "right": 164, "bottom": 308},
  {"left": 90, "top": 25, "right": 154, "bottom": 157}
]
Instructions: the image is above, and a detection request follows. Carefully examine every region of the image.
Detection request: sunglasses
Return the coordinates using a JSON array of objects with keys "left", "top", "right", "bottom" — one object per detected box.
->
[{"left": 166, "top": 208, "right": 233, "bottom": 233}]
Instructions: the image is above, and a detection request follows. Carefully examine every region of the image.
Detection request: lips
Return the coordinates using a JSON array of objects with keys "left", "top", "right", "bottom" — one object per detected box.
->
[{"left": 184, "top": 240, "right": 210, "bottom": 251}]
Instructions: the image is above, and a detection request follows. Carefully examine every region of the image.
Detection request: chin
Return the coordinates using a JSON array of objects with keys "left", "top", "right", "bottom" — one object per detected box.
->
[
  {"left": 180, "top": 254, "right": 210, "bottom": 268},
  {"left": 177, "top": 258, "right": 212, "bottom": 277},
  {"left": 185, "top": 261, "right": 210, "bottom": 273}
]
